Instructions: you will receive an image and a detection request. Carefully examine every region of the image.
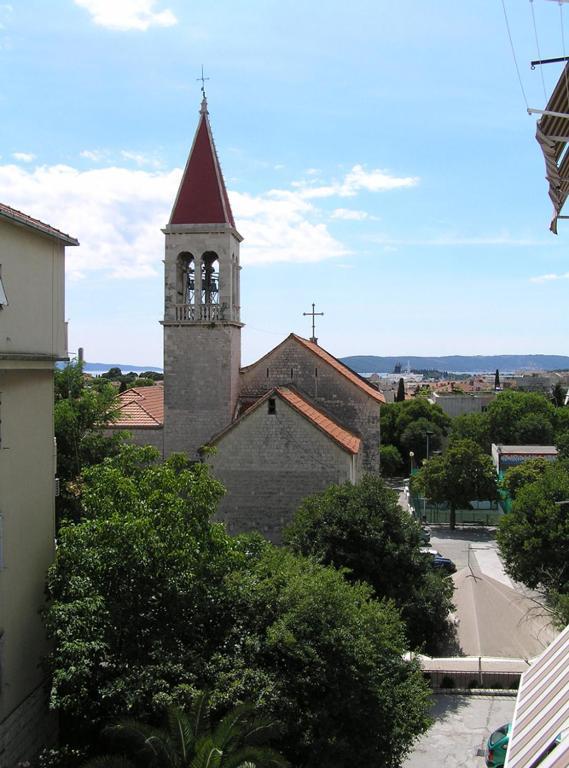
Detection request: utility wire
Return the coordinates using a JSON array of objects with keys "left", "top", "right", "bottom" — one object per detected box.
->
[
  {"left": 530, "top": 0, "right": 549, "bottom": 102},
  {"left": 501, "top": 0, "right": 530, "bottom": 111}
]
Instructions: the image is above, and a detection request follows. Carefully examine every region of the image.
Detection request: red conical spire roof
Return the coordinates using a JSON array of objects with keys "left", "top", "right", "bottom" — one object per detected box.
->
[{"left": 169, "top": 97, "right": 235, "bottom": 227}]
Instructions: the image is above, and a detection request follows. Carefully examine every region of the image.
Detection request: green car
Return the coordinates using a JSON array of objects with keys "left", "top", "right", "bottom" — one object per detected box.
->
[{"left": 485, "top": 723, "right": 511, "bottom": 768}]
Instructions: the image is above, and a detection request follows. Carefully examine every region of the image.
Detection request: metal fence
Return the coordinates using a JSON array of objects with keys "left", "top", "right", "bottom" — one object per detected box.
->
[{"left": 410, "top": 494, "right": 503, "bottom": 526}]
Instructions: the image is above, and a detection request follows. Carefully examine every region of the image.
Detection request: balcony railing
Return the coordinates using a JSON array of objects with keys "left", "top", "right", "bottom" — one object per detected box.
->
[{"left": 173, "top": 303, "right": 239, "bottom": 323}]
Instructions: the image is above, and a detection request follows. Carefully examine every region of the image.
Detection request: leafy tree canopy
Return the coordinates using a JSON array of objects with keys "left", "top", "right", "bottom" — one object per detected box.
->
[
  {"left": 501, "top": 458, "right": 551, "bottom": 501},
  {"left": 411, "top": 438, "right": 498, "bottom": 529},
  {"left": 379, "top": 444, "right": 404, "bottom": 476},
  {"left": 380, "top": 399, "right": 451, "bottom": 462},
  {"left": 497, "top": 459, "right": 569, "bottom": 595},
  {"left": 284, "top": 475, "right": 454, "bottom": 653},
  {"left": 54, "top": 361, "right": 125, "bottom": 523},
  {"left": 46, "top": 448, "right": 431, "bottom": 768},
  {"left": 450, "top": 412, "right": 492, "bottom": 453},
  {"left": 213, "top": 543, "right": 431, "bottom": 768},
  {"left": 485, "top": 390, "right": 555, "bottom": 445}
]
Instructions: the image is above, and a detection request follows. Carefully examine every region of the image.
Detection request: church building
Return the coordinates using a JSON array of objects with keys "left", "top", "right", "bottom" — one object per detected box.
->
[{"left": 111, "top": 94, "right": 384, "bottom": 542}]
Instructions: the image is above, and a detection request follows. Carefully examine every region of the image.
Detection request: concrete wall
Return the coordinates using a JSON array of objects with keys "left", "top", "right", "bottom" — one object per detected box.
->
[
  {"left": 206, "top": 395, "right": 360, "bottom": 543},
  {"left": 0, "top": 683, "right": 56, "bottom": 767},
  {"left": 0, "top": 368, "right": 56, "bottom": 765},
  {"left": 0, "top": 220, "right": 66, "bottom": 359},
  {"left": 432, "top": 392, "right": 495, "bottom": 418},
  {"left": 240, "top": 338, "right": 380, "bottom": 472}
]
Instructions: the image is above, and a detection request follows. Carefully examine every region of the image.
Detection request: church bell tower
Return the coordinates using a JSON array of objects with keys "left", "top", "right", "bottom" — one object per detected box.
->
[{"left": 162, "top": 94, "right": 243, "bottom": 458}]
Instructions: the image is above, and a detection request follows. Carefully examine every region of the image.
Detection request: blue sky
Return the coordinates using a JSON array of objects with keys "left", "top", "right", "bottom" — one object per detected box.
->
[{"left": 1, "top": 0, "right": 568, "bottom": 366}]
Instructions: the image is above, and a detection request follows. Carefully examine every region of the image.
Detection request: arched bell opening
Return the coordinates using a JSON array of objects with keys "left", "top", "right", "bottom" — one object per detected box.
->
[
  {"left": 201, "top": 251, "right": 219, "bottom": 306},
  {"left": 177, "top": 251, "right": 195, "bottom": 305}
]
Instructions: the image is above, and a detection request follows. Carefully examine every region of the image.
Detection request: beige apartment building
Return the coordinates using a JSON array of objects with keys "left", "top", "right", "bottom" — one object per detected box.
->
[{"left": 0, "top": 203, "right": 77, "bottom": 765}]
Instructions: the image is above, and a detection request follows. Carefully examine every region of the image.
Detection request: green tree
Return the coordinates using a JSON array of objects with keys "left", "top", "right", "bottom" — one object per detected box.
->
[
  {"left": 486, "top": 390, "right": 555, "bottom": 445},
  {"left": 101, "top": 367, "right": 123, "bottom": 380},
  {"left": 412, "top": 439, "right": 498, "bottom": 529},
  {"left": 501, "top": 458, "right": 550, "bottom": 501},
  {"left": 85, "top": 693, "right": 288, "bottom": 768},
  {"left": 450, "top": 412, "right": 491, "bottom": 453},
  {"left": 380, "top": 399, "right": 450, "bottom": 461},
  {"left": 213, "top": 544, "right": 431, "bottom": 768},
  {"left": 556, "top": 431, "right": 569, "bottom": 460},
  {"left": 379, "top": 444, "right": 404, "bottom": 476},
  {"left": 46, "top": 446, "right": 237, "bottom": 741},
  {"left": 285, "top": 475, "right": 454, "bottom": 653},
  {"left": 497, "top": 460, "right": 569, "bottom": 595},
  {"left": 46, "top": 447, "right": 431, "bottom": 767},
  {"left": 400, "top": 418, "right": 443, "bottom": 463},
  {"left": 551, "top": 382, "right": 566, "bottom": 408},
  {"left": 395, "top": 377, "right": 406, "bottom": 402},
  {"left": 54, "top": 361, "right": 125, "bottom": 522}
]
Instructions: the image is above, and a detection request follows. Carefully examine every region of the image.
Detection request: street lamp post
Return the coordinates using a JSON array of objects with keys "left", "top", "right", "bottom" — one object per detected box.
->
[{"left": 409, "top": 451, "right": 415, "bottom": 475}]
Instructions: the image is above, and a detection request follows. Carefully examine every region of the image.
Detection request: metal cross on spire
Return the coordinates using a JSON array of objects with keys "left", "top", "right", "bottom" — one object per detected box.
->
[
  {"left": 197, "top": 65, "right": 210, "bottom": 99},
  {"left": 303, "top": 302, "right": 324, "bottom": 345}
]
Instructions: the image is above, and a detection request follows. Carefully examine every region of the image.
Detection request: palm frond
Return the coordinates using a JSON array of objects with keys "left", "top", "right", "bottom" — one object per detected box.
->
[
  {"left": 167, "top": 706, "right": 196, "bottom": 762},
  {"left": 221, "top": 745, "right": 289, "bottom": 768},
  {"left": 189, "top": 690, "right": 211, "bottom": 739},
  {"left": 189, "top": 739, "right": 223, "bottom": 768}
]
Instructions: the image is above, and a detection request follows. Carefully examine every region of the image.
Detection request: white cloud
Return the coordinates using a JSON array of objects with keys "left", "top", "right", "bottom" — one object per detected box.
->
[
  {"left": 0, "top": 159, "right": 418, "bottom": 276},
  {"left": 120, "top": 150, "right": 162, "bottom": 168},
  {"left": 74, "top": 0, "right": 177, "bottom": 31},
  {"left": 530, "top": 272, "right": 569, "bottom": 284},
  {"left": 12, "top": 152, "right": 35, "bottom": 163},
  {"left": 80, "top": 149, "right": 109, "bottom": 162},
  {"left": 294, "top": 164, "right": 418, "bottom": 199},
  {"left": 331, "top": 208, "right": 369, "bottom": 221},
  {"left": 232, "top": 189, "right": 348, "bottom": 264},
  {"left": 0, "top": 163, "right": 178, "bottom": 279}
]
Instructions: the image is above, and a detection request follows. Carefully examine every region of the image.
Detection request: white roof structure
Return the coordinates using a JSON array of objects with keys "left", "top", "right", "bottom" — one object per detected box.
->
[{"left": 505, "top": 623, "right": 569, "bottom": 768}]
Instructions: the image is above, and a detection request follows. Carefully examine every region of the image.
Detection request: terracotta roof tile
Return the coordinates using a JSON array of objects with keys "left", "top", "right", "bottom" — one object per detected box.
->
[
  {"left": 111, "top": 384, "right": 164, "bottom": 428},
  {"left": 291, "top": 334, "right": 385, "bottom": 404},
  {"left": 276, "top": 387, "right": 361, "bottom": 454},
  {"left": 0, "top": 202, "right": 79, "bottom": 245}
]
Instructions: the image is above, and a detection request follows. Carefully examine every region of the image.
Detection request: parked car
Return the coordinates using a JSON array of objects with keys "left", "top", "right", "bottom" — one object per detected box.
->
[
  {"left": 485, "top": 723, "right": 511, "bottom": 768},
  {"left": 420, "top": 547, "right": 456, "bottom": 574},
  {"left": 485, "top": 723, "right": 566, "bottom": 768}
]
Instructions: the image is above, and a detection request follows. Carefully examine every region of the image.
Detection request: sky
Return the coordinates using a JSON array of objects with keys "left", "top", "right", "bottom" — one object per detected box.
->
[{"left": 1, "top": 0, "right": 569, "bottom": 366}]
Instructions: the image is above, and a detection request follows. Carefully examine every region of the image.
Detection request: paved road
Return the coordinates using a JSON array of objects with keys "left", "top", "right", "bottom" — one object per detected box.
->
[
  {"left": 429, "top": 527, "right": 512, "bottom": 586},
  {"left": 403, "top": 694, "right": 516, "bottom": 768}
]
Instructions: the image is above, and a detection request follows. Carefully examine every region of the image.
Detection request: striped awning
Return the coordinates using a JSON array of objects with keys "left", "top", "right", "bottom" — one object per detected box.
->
[
  {"left": 504, "top": 623, "right": 569, "bottom": 768},
  {"left": 536, "top": 64, "right": 569, "bottom": 233}
]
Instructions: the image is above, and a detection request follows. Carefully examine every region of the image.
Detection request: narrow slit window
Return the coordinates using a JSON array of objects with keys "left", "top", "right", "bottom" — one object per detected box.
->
[
  {"left": 266, "top": 368, "right": 269, "bottom": 378},
  {"left": 290, "top": 368, "right": 294, "bottom": 379},
  {"left": 315, "top": 367, "right": 318, "bottom": 377},
  {"left": 268, "top": 398, "right": 276, "bottom": 415}
]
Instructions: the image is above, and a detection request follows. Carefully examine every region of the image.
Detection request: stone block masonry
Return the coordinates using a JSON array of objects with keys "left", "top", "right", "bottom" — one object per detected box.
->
[{"left": 0, "top": 682, "right": 56, "bottom": 767}]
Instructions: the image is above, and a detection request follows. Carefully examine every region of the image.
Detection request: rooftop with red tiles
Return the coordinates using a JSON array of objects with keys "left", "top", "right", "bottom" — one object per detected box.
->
[
  {"left": 110, "top": 384, "right": 164, "bottom": 428},
  {"left": 0, "top": 202, "right": 79, "bottom": 245},
  {"left": 277, "top": 387, "right": 361, "bottom": 454}
]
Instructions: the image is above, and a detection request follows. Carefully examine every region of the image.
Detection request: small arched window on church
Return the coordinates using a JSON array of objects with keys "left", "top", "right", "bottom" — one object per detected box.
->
[
  {"left": 201, "top": 252, "right": 219, "bottom": 305},
  {"left": 177, "top": 252, "right": 195, "bottom": 305}
]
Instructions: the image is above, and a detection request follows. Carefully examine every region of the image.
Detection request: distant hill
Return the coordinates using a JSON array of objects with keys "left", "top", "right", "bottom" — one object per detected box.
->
[
  {"left": 67, "top": 362, "right": 163, "bottom": 374},
  {"left": 340, "top": 354, "right": 569, "bottom": 374}
]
